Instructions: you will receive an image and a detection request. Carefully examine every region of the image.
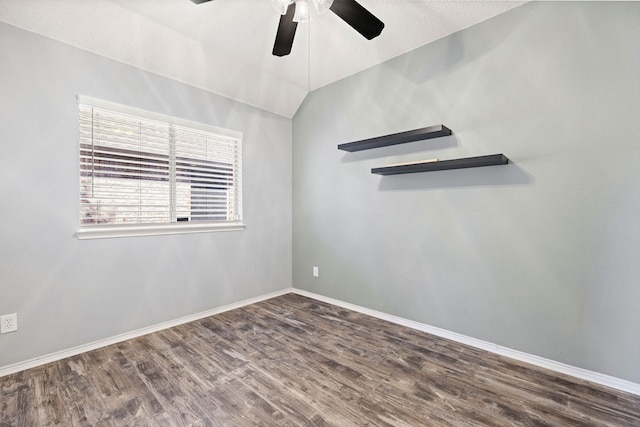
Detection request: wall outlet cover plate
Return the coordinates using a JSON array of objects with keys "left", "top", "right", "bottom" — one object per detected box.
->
[{"left": 1, "top": 313, "right": 18, "bottom": 333}]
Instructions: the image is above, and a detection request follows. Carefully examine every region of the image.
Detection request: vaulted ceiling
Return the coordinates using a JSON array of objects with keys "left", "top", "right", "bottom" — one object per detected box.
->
[{"left": 0, "top": 0, "right": 525, "bottom": 117}]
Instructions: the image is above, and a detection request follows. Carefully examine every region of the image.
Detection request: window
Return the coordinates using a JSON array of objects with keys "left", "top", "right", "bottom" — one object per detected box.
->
[{"left": 77, "top": 96, "right": 244, "bottom": 239}]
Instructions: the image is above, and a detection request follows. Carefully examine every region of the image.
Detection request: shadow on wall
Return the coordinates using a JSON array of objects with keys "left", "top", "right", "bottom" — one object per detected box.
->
[{"left": 376, "top": 162, "right": 531, "bottom": 191}]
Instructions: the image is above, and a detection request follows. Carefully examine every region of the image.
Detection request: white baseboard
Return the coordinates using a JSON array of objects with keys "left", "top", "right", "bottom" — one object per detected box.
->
[
  {"left": 2, "top": 287, "right": 638, "bottom": 397},
  {"left": 0, "top": 288, "right": 293, "bottom": 378},
  {"left": 292, "top": 289, "right": 640, "bottom": 397}
]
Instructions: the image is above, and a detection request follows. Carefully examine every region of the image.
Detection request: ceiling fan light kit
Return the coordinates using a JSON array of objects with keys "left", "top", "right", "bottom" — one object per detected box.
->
[
  {"left": 313, "top": 0, "right": 335, "bottom": 14},
  {"left": 293, "top": 0, "right": 311, "bottom": 23},
  {"left": 270, "top": 0, "right": 335, "bottom": 16},
  {"left": 269, "top": 0, "right": 292, "bottom": 15},
  {"left": 273, "top": 0, "right": 384, "bottom": 56},
  {"left": 191, "top": 0, "right": 384, "bottom": 57}
]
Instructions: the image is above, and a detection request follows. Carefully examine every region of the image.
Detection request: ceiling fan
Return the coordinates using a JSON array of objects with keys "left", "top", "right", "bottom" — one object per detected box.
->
[{"left": 190, "top": 0, "right": 384, "bottom": 57}]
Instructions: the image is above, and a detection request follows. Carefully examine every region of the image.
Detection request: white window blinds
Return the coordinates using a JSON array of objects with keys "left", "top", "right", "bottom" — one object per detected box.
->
[{"left": 77, "top": 96, "right": 243, "bottom": 239}]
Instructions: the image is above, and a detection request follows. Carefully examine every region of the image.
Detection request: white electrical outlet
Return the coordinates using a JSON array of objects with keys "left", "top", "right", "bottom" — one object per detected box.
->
[
  {"left": 313, "top": 266, "right": 319, "bottom": 277},
  {"left": 1, "top": 313, "right": 18, "bottom": 334}
]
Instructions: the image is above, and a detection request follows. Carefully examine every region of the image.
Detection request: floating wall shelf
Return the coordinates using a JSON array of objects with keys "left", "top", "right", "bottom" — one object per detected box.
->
[
  {"left": 371, "top": 154, "right": 509, "bottom": 176},
  {"left": 337, "top": 124, "right": 452, "bottom": 152}
]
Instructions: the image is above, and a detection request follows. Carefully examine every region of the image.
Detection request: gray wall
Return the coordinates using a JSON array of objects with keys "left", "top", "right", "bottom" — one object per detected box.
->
[
  {"left": 292, "top": 2, "right": 640, "bottom": 383},
  {"left": 0, "top": 23, "right": 292, "bottom": 368}
]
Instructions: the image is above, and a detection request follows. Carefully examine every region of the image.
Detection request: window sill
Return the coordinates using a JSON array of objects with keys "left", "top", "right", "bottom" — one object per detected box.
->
[{"left": 76, "top": 222, "right": 246, "bottom": 240}]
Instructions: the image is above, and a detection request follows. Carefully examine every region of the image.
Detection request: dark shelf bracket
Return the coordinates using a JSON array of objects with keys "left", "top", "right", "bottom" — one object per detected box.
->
[
  {"left": 338, "top": 124, "right": 452, "bottom": 152},
  {"left": 371, "top": 154, "right": 509, "bottom": 175}
]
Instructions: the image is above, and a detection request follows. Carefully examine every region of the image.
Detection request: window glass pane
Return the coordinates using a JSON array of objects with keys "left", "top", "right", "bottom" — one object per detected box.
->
[
  {"left": 174, "top": 127, "right": 236, "bottom": 222},
  {"left": 80, "top": 106, "right": 171, "bottom": 226},
  {"left": 78, "top": 97, "right": 243, "bottom": 234}
]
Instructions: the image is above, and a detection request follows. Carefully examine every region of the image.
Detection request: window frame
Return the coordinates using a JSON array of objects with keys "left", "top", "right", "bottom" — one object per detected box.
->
[{"left": 76, "top": 95, "right": 245, "bottom": 240}]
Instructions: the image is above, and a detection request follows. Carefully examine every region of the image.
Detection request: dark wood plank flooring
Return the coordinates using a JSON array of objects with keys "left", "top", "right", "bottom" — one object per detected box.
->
[{"left": 1, "top": 293, "right": 639, "bottom": 426}]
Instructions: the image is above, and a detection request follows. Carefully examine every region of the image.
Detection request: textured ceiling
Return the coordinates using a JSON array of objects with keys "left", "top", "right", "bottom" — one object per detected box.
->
[{"left": 0, "top": 0, "right": 525, "bottom": 117}]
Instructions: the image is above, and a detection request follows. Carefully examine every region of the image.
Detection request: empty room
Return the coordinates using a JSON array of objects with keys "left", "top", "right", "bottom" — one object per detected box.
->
[{"left": 1, "top": 0, "right": 639, "bottom": 425}]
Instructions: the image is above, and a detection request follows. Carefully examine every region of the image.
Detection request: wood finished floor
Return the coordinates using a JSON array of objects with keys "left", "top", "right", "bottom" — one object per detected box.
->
[{"left": 1, "top": 294, "right": 639, "bottom": 426}]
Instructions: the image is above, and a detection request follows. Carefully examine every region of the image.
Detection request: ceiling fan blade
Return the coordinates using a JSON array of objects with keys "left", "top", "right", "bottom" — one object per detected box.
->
[
  {"left": 190, "top": 0, "right": 213, "bottom": 3},
  {"left": 272, "top": 3, "right": 298, "bottom": 57},
  {"left": 330, "top": 0, "right": 384, "bottom": 40}
]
